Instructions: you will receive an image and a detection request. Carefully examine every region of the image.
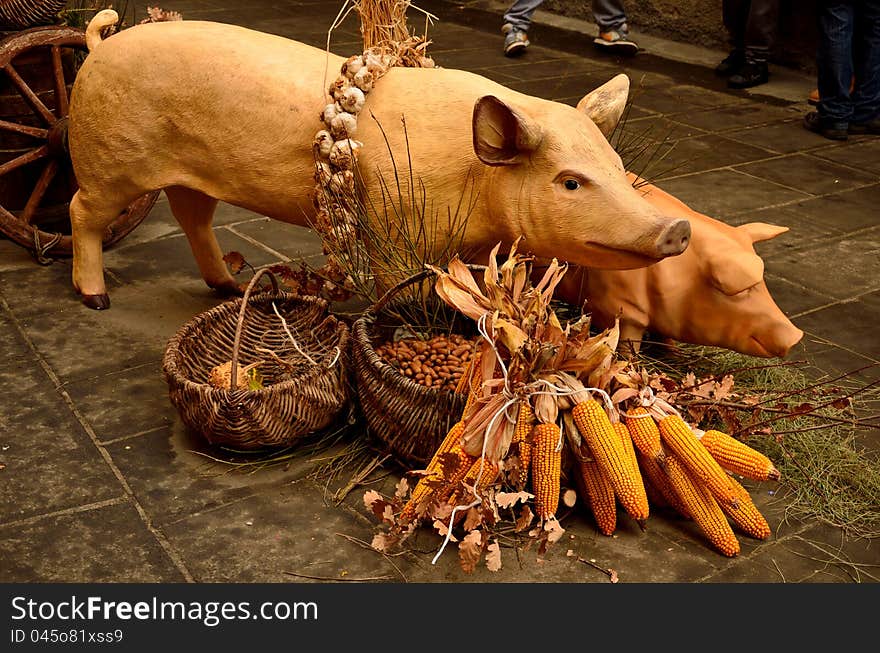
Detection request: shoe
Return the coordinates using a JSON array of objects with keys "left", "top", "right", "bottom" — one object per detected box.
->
[
  {"left": 593, "top": 26, "right": 639, "bottom": 56},
  {"left": 715, "top": 50, "right": 745, "bottom": 77},
  {"left": 803, "top": 111, "right": 848, "bottom": 141},
  {"left": 809, "top": 77, "right": 856, "bottom": 106},
  {"left": 849, "top": 118, "right": 880, "bottom": 135},
  {"left": 728, "top": 62, "right": 769, "bottom": 89},
  {"left": 502, "top": 23, "right": 529, "bottom": 57}
]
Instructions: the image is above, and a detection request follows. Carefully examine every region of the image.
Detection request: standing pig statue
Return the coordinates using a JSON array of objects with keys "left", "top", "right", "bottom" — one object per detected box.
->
[
  {"left": 554, "top": 177, "right": 804, "bottom": 358},
  {"left": 67, "top": 11, "right": 691, "bottom": 309}
]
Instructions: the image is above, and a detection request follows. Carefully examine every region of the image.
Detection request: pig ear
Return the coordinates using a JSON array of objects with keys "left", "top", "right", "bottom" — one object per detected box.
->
[
  {"left": 708, "top": 251, "right": 765, "bottom": 296},
  {"left": 576, "top": 73, "right": 630, "bottom": 138},
  {"left": 738, "top": 222, "right": 790, "bottom": 243},
  {"left": 473, "top": 95, "right": 544, "bottom": 166}
]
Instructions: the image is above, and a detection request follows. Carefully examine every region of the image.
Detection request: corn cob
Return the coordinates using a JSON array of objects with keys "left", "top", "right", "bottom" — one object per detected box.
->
[
  {"left": 613, "top": 421, "right": 649, "bottom": 525},
  {"left": 531, "top": 422, "right": 562, "bottom": 520},
  {"left": 663, "top": 454, "right": 740, "bottom": 557},
  {"left": 625, "top": 407, "right": 666, "bottom": 463},
  {"left": 461, "top": 352, "right": 483, "bottom": 418},
  {"left": 454, "top": 354, "right": 475, "bottom": 394},
  {"left": 658, "top": 414, "right": 740, "bottom": 509},
  {"left": 513, "top": 401, "right": 535, "bottom": 489},
  {"left": 575, "top": 449, "right": 617, "bottom": 535},
  {"left": 699, "top": 429, "right": 781, "bottom": 481},
  {"left": 448, "top": 457, "right": 501, "bottom": 506},
  {"left": 572, "top": 400, "right": 649, "bottom": 522},
  {"left": 635, "top": 450, "right": 691, "bottom": 519},
  {"left": 399, "top": 432, "right": 474, "bottom": 525},
  {"left": 719, "top": 477, "right": 771, "bottom": 540}
]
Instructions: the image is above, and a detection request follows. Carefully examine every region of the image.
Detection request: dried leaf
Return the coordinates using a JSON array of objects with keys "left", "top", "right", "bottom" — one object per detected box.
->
[
  {"left": 494, "top": 317, "right": 528, "bottom": 353},
  {"left": 485, "top": 540, "right": 502, "bottom": 572},
  {"left": 463, "top": 507, "right": 482, "bottom": 532},
  {"left": 433, "top": 519, "right": 458, "bottom": 543},
  {"left": 459, "top": 531, "right": 483, "bottom": 574},
  {"left": 495, "top": 491, "right": 534, "bottom": 510},
  {"left": 394, "top": 477, "right": 410, "bottom": 499},
  {"left": 371, "top": 532, "right": 392, "bottom": 552},
  {"left": 363, "top": 490, "right": 383, "bottom": 510},
  {"left": 609, "top": 569, "right": 619, "bottom": 583},
  {"left": 515, "top": 505, "right": 534, "bottom": 532},
  {"left": 223, "top": 251, "right": 247, "bottom": 274},
  {"left": 382, "top": 504, "right": 395, "bottom": 524},
  {"left": 544, "top": 518, "right": 565, "bottom": 543},
  {"left": 831, "top": 397, "right": 852, "bottom": 411}
]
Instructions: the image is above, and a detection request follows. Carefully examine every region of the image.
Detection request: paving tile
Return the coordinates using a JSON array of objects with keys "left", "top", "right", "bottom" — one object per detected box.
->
[
  {"left": 616, "top": 115, "right": 708, "bottom": 143},
  {"left": 763, "top": 235, "right": 880, "bottom": 301},
  {"left": 793, "top": 297, "right": 880, "bottom": 362},
  {"left": 734, "top": 154, "right": 878, "bottom": 196},
  {"left": 64, "top": 363, "right": 175, "bottom": 443},
  {"left": 653, "top": 169, "right": 811, "bottom": 218},
  {"left": 0, "top": 501, "right": 185, "bottom": 582},
  {"left": 726, "top": 119, "right": 834, "bottom": 154},
  {"left": 738, "top": 205, "right": 843, "bottom": 257},
  {"left": 162, "top": 485, "right": 396, "bottom": 582},
  {"left": 641, "top": 134, "right": 777, "bottom": 180},
  {"left": 506, "top": 71, "right": 628, "bottom": 101},
  {"left": 764, "top": 274, "right": 837, "bottom": 318},
  {"left": 673, "top": 102, "right": 800, "bottom": 132},
  {"left": 433, "top": 43, "right": 564, "bottom": 71},
  {"left": 779, "top": 184, "right": 880, "bottom": 235},
  {"left": 628, "top": 84, "right": 745, "bottom": 116},
  {"left": 812, "top": 139, "right": 880, "bottom": 175},
  {"left": 0, "top": 359, "right": 121, "bottom": 524},
  {"left": 483, "top": 55, "right": 616, "bottom": 82},
  {"left": 230, "top": 218, "right": 325, "bottom": 261},
  {"left": 0, "top": 307, "right": 32, "bottom": 364}
]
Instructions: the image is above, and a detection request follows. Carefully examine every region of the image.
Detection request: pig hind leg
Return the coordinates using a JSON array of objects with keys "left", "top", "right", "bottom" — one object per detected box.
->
[
  {"left": 164, "top": 186, "right": 239, "bottom": 296},
  {"left": 70, "top": 190, "right": 131, "bottom": 310}
]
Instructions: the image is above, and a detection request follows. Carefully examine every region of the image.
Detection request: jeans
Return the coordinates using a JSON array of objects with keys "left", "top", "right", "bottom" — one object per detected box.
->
[
  {"left": 503, "top": 0, "right": 627, "bottom": 33},
  {"left": 722, "top": 0, "right": 780, "bottom": 64},
  {"left": 817, "top": 1, "right": 880, "bottom": 126}
]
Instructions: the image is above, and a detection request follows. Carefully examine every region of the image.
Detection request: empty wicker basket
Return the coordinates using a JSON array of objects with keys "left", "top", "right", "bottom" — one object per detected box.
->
[{"left": 162, "top": 268, "right": 351, "bottom": 449}]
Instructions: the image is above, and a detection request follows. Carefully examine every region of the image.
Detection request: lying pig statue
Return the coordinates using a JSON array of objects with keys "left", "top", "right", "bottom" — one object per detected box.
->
[
  {"left": 554, "top": 177, "right": 804, "bottom": 358},
  {"left": 67, "top": 11, "right": 690, "bottom": 309}
]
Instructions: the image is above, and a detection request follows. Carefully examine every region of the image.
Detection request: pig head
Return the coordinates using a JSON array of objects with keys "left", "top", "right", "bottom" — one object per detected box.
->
[
  {"left": 555, "top": 179, "right": 804, "bottom": 358},
  {"left": 67, "top": 12, "right": 689, "bottom": 309}
]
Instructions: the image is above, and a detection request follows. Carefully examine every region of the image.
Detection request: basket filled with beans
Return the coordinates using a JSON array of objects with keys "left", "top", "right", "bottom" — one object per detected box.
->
[{"left": 351, "top": 267, "right": 484, "bottom": 468}]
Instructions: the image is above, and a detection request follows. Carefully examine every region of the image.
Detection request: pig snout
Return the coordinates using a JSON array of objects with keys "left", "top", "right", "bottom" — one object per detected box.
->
[
  {"left": 757, "top": 321, "right": 804, "bottom": 358},
  {"left": 654, "top": 218, "right": 691, "bottom": 257}
]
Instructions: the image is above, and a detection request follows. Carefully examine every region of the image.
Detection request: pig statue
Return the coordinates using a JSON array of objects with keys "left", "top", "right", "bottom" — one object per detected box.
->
[
  {"left": 67, "top": 11, "right": 691, "bottom": 309},
  {"left": 554, "top": 177, "right": 803, "bottom": 358}
]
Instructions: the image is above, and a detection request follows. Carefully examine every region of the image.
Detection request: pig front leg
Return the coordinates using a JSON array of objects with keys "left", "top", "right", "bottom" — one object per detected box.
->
[
  {"left": 164, "top": 186, "right": 239, "bottom": 296},
  {"left": 617, "top": 319, "right": 648, "bottom": 358}
]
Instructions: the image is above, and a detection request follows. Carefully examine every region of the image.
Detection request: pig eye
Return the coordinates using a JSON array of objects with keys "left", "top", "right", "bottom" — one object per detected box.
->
[{"left": 563, "top": 178, "right": 580, "bottom": 191}]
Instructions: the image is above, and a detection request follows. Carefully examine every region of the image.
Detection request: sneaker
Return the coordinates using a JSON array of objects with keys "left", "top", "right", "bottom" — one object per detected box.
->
[
  {"left": 849, "top": 118, "right": 880, "bottom": 135},
  {"left": 803, "top": 111, "right": 848, "bottom": 141},
  {"left": 593, "top": 26, "right": 639, "bottom": 56},
  {"left": 715, "top": 50, "right": 745, "bottom": 77},
  {"left": 728, "top": 61, "right": 769, "bottom": 89},
  {"left": 502, "top": 23, "right": 529, "bottom": 57},
  {"left": 808, "top": 88, "right": 820, "bottom": 106}
]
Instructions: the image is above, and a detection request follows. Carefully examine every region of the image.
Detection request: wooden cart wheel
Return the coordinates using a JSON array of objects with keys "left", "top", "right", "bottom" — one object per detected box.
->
[{"left": 0, "top": 25, "right": 158, "bottom": 262}]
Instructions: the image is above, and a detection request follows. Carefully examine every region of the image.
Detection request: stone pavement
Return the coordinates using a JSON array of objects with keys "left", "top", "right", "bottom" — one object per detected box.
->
[{"left": 0, "top": 0, "right": 877, "bottom": 583}]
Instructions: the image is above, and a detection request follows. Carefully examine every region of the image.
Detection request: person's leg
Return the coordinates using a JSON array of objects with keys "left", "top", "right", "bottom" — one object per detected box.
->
[
  {"left": 502, "top": 0, "right": 543, "bottom": 55},
  {"left": 717, "top": 0, "right": 748, "bottom": 75},
  {"left": 804, "top": 2, "right": 854, "bottom": 140},
  {"left": 592, "top": 0, "right": 638, "bottom": 54},
  {"left": 850, "top": 0, "right": 880, "bottom": 130},
  {"left": 728, "top": 0, "right": 780, "bottom": 87},
  {"left": 502, "top": 0, "right": 543, "bottom": 31}
]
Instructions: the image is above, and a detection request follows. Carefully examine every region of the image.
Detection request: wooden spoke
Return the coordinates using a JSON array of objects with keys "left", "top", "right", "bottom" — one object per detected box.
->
[
  {"left": 0, "top": 119, "right": 48, "bottom": 139},
  {"left": 4, "top": 63, "right": 56, "bottom": 126},
  {"left": 51, "top": 46, "right": 69, "bottom": 119},
  {"left": 20, "top": 159, "right": 59, "bottom": 225},
  {"left": 0, "top": 144, "right": 49, "bottom": 177}
]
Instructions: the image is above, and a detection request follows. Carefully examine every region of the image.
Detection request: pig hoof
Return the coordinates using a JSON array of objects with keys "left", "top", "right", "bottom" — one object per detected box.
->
[
  {"left": 82, "top": 293, "right": 111, "bottom": 310},
  {"left": 211, "top": 280, "right": 244, "bottom": 297}
]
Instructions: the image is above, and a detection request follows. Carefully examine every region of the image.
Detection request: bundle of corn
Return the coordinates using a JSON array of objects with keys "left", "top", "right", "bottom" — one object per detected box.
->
[
  {"left": 309, "top": 2, "right": 435, "bottom": 301},
  {"left": 364, "top": 240, "right": 782, "bottom": 572}
]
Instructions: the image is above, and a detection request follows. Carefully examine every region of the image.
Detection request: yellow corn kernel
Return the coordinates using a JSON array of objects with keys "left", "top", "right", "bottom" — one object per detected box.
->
[
  {"left": 625, "top": 407, "right": 666, "bottom": 463},
  {"left": 572, "top": 400, "right": 648, "bottom": 522},
  {"left": 575, "top": 450, "right": 617, "bottom": 536},
  {"left": 399, "top": 435, "right": 474, "bottom": 525},
  {"left": 700, "top": 429, "right": 781, "bottom": 481},
  {"left": 720, "top": 477, "right": 771, "bottom": 540},
  {"left": 460, "top": 353, "right": 483, "bottom": 419},
  {"left": 635, "top": 450, "right": 691, "bottom": 519},
  {"left": 659, "top": 414, "right": 740, "bottom": 509},
  {"left": 531, "top": 422, "right": 562, "bottom": 520},
  {"left": 663, "top": 454, "right": 740, "bottom": 557},
  {"left": 613, "top": 421, "right": 649, "bottom": 522}
]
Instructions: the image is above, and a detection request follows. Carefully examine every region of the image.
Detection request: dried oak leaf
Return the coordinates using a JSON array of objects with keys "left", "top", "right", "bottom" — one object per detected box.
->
[
  {"left": 371, "top": 532, "right": 393, "bottom": 553},
  {"left": 485, "top": 540, "right": 502, "bottom": 572},
  {"left": 459, "top": 531, "right": 483, "bottom": 574},
  {"left": 363, "top": 490, "right": 383, "bottom": 510},
  {"left": 495, "top": 491, "right": 533, "bottom": 510},
  {"left": 433, "top": 519, "right": 458, "bottom": 543},
  {"left": 463, "top": 507, "right": 482, "bottom": 532},
  {"left": 394, "top": 477, "right": 410, "bottom": 500},
  {"left": 515, "top": 505, "right": 534, "bottom": 533},
  {"left": 223, "top": 251, "right": 247, "bottom": 274},
  {"left": 544, "top": 518, "right": 565, "bottom": 544}
]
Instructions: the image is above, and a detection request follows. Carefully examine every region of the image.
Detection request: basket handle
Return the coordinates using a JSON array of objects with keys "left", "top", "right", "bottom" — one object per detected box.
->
[
  {"left": 229, "top": 267, "right": 280, "bottom": 389},
  {"left": 369, "top": 263, "right": 488, "bottom": 317}
]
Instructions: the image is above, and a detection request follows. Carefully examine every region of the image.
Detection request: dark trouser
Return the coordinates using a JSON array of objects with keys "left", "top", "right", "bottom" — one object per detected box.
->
[
  {"left": 722, "top": 0, "right": 781, "bottom": 64},
  {"left": 817, "top": 1, "right": 880, "bottom": 126},
  {"left": 503, "top": 0, "right": 627, "bottom": 32}
]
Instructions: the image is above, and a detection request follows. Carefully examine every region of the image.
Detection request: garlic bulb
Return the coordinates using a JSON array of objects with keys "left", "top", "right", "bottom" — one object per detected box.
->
[
  {"left": 339, "top": 86, "right": 366, "bottom": 114},
  {"left": 330, "top": 112, "right": 358, "bottom": 140},
  {"left": 321, "top": 103, "right": 339, "bottom": 125},
  {"left": 342, "top": 55, "right": 364, "bottom": 78},
  {"left": 353, "top": 67, "right": 374, "bottom": 93},
  {"left": 313, "top": 130, "right": 334, "bottom": 158}
]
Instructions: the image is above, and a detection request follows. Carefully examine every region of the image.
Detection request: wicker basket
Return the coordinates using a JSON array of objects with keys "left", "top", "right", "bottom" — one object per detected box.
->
[
  {"left": 162, "top": 268, "right": 351, "bottom": 449},
  {"left": 352, "top": 267, "right": 484, "bottom": 468}
]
